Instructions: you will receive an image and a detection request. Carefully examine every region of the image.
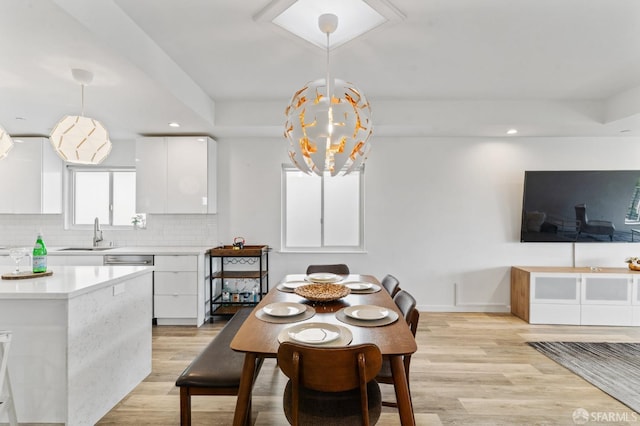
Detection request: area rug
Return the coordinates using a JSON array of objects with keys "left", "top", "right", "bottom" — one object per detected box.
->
[{"left": 528, "top": 342, "right": 640, "bottom": 413}]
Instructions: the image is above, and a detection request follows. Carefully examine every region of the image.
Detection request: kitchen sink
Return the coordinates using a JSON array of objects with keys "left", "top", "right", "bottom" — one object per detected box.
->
[{"left": 58, "top": 247, "right": 114, "bottom": 251}]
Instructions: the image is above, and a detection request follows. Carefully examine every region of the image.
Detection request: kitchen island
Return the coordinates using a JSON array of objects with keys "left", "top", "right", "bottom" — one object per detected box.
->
[{"left": 0, "top": 265, "right": 153, "bottom": 425}]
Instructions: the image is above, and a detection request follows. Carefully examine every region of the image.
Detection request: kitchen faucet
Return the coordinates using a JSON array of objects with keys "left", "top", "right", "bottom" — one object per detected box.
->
[{"left": 93, "top": 217, "right": 103, "bottom": 247}]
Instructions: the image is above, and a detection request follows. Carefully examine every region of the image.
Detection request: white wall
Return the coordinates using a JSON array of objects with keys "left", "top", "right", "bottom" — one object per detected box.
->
[
  {"left": 216, "top": 135, "right": 640, "bottom": 312},
  {"left": 2, "top": 135, "right": 640, "bottom": 312}
]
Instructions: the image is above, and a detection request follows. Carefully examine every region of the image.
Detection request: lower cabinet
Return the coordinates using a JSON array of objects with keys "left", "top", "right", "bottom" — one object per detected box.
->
[
  {"left": 512, "top": 266, "right": 640, "bottom": 326},
  {"left": 153, "top": 254, "right": 206, "bottom": 326},
  {"left": 529, "top": 273, "right": 581, "bottom": 325}
]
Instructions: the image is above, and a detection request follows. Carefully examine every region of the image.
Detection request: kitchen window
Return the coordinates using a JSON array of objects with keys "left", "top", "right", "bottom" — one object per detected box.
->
[
  {"left": 281, "top": 165, "right": 365, "bottom": 252},
  {"left": 67, "top": 167, "right": 136, "bottom": 228}
]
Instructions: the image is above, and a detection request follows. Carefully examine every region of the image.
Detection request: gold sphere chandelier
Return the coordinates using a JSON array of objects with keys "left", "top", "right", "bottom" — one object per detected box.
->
[{"left": 284, "top": 13, "right": 373, "bottom": 177}]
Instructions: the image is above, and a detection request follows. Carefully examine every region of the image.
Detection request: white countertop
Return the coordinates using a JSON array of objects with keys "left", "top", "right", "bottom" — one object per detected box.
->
[
  {"left": 0, "top": 246, "right": 212, "bottom": 256},
  {"left": 0, "top": 265, "right": 152, "bottom": 299},
  {"left": 85, "top": 246, "right": 211, "bottom": 255}
]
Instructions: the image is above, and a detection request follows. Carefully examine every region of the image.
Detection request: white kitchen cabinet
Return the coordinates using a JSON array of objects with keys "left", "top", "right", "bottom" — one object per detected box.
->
[
  {"left": 512, "top": 266, "right": 639, "bottom": 326},
  {"left": 153, "top": 254, "right": 206, "bottom": 326},
  {"left": 135, "top": 136, "right": 217, "bottom": 214},
  {"left": 48, "top": 255, "right": 105, "bottom": 266},
  {"left": 0, "top": 137, "right": 62, "bottom": 214}
]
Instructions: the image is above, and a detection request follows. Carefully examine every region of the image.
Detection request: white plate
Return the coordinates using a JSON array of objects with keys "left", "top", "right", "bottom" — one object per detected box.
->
[
  {"left": 344, "top": 282, "right": 373, "bottom": 291},
  {"left": 287, "top": 322, "right": 341, "bottom": 344},
  {"left": 306, "top": 272, "right": 342, "bottom": 283},
  {"left": 344, "top": 305, "right": 389, "bottom": 321},
  {"left": 262, "top": 302, "right": 306, "bottom": 317},
  {"left": 282, "top": 281, "right": 308, "bottom": 289}
]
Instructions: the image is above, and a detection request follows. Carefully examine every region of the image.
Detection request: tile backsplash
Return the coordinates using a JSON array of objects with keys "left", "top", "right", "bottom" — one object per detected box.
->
[{"left": 0, "top": 214, "right": 219, "bottom": 247}]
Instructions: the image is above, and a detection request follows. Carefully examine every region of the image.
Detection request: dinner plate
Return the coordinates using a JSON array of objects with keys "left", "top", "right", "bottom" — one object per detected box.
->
[
  {"left": 281, "top": 281, "right": 308, "bottom": 289},
  {"left": 344, "top": 282, "right": 373, "bottom": 291},
  {"left": 306, "top": 272, "right": 342, "bottom": 283},
  {"left": 262, "top": 302, "right": 306, "bottom": 317},
  {"left": 287, "top": 322, "right": 341, "bottom": 344},
  {"left": 344, "top": 305, "right": 389, "bottom": 320}
]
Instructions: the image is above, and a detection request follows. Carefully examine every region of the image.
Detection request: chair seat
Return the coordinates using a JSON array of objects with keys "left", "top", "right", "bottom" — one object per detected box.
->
[{"left": 283, "top": 379, "right": 381, "bottom": 426}]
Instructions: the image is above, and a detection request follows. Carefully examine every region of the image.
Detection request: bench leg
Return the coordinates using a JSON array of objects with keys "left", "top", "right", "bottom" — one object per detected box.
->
[{"left": 180, "top": 387, "right": 191, "bottom": 426}]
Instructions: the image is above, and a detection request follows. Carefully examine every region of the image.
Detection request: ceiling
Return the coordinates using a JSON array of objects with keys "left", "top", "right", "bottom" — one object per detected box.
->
[{"left": 2, "top": 0, "right": 640, "bottom": 140}]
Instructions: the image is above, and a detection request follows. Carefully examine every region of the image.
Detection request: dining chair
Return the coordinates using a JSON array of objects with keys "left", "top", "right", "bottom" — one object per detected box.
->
[
  {"left": 380, "top": 274, "right": 400, "bottom": 297},
  {"left": 277, "top": 342, "right": 383, "bottom": 426},
  {"left": 376, "top": 290, "right": 419, "bottom": 408},
  {"left": 305, "top": 264, "right": 350, "bottom": 275}
]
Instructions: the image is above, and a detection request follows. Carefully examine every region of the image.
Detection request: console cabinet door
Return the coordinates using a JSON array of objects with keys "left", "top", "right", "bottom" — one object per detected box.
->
[
  {"left": 530, "top": 273, "right": 580, "bottom": 325},
  {"left": 581, "top": 274, "right": 632, "bottom": 326}
]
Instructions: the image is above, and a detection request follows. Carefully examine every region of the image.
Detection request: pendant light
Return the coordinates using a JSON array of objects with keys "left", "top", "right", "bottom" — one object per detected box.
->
[
  {"left": 49, "top": 68, "right": 112, "bottom": 164},
  {"left": 284, "top": 13, "right": 373, "bottom": 176},
  {"left": 0, "top": 126, "right": 13, "bottom": 160}
]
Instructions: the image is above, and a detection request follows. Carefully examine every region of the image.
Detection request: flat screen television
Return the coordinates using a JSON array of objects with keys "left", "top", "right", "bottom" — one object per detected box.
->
[{"left": 521, "top": 170, "right": 640, "bottom": 243}]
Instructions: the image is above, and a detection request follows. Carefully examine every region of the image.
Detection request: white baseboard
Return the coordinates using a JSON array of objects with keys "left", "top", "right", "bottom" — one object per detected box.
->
[{"left": 418, "top": 304, "right": 511, "bottom": 313}]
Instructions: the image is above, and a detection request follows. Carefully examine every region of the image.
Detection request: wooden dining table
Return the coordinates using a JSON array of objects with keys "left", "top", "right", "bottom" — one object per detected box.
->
[{"left": 230, "top": 274, "right": 418, "bottom": 425}]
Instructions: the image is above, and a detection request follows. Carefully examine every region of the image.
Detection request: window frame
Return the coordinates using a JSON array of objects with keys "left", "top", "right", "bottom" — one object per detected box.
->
[
  {"left": 66, "top": 166, "right": 137, "bottom": 230},
  {"left": 281, "top": 164, "right": 366, "bottom": 253}
]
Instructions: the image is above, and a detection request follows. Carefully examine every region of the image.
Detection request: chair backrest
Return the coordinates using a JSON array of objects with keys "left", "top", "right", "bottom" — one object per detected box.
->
[
  {"left": 380, "top": 274, "right": 400, "bottom": 296},
  {"left": 393, "top": 290, "right": 417, "bottom": 323},
  {"left": 575, "top": 204, "right": 587, "bottom": 226},
  {"left": 278, "top": 342, "right": 382, "bottom": 392},
  {"left": 306, "top": 264, "right": 350, "bottom": 275},
  {"left": 278, "top": 342, "right": 382, "bottom": 426},
  {"left": 408, "top": 308, "right": 420, "bottom": 337}
]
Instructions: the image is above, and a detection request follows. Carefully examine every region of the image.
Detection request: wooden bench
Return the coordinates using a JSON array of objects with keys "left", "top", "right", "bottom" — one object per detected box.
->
[{"left": 175, "top": 308, "right": 263, "bottom": 425}]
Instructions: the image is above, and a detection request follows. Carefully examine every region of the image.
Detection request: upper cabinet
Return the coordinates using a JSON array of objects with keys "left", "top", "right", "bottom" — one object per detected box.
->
[
  {"left": 0, "top": 137, "right": 63, "bottom": 214},
  {"left": 136, "top": 136, "right": 217, "bottom": 214}
]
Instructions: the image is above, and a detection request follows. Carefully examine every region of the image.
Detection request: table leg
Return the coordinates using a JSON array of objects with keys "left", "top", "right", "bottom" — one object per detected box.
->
[
  {"left": 390, "top": 355, "right": 416, "bottom": 426},
  {"left": 233, "top": 353, "right": 257, "bottom": 426}
]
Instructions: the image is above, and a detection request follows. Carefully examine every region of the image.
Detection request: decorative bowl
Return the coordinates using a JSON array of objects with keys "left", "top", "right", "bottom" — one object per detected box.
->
[
  {"left": 294, "top": 283, "right": 350, "bottom": 302},
  {"left": 629, "top": 263, "right": 640, "bottom": 271}
]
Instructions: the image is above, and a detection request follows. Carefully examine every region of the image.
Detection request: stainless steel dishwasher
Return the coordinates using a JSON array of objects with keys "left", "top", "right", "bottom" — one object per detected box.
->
[
  {"left": 103, "top": 254, "right": 154, "bottom": 266},
  {"left": 104, "top": 254, "right": 155, "bottom": 322}
]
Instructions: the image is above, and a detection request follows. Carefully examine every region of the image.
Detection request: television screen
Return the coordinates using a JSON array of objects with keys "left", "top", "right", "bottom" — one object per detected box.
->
[{"left": 521, "top": 170, "right": 640, "bottom": 242}]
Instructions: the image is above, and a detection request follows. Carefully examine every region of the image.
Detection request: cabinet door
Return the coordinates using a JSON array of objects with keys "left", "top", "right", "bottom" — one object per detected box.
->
[
  {"left": 42, "top": 140, "right": 63, "bottom": 213},
  {"left": 154, "top": 272, "right": 198, "bottom": 295},
  {"left": 0, "top": 138, "right": 61, "bottom": 214},
  {"left": 530, "top": 273, "right": 580, "bottom": 325},
  {"left": 582, "top": 274, "right": 632, "bottom": 326},
  {"left": 154, "top": 255, "right": 197, "bottom": 271},
  {"left": 135, "top": 137, "right": 167, "bottom": 213},
  {"left": 136, "top": 137, "right": 211, "bottom": 214},
  {"left": 166, "top": 137, "right": 208, "bottom": 213}
]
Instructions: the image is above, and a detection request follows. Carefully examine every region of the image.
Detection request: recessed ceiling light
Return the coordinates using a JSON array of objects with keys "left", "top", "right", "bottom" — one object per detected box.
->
[
  {"left": 13, "top": 139, "right": 23, "bottom": 143},
  {"left": 168, "top": 122, "right": 180, "bottom": 128},
  {"left": 196, "top": 138, "right": 206, "bottom": 142},
  {"left": 506, "top": 129, "right": 518, "bottom": 135}
]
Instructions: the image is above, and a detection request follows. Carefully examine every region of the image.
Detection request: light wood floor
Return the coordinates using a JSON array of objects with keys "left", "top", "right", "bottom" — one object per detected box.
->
[{"left": 96, "top": 313, "right": 640, "bottom": 425}]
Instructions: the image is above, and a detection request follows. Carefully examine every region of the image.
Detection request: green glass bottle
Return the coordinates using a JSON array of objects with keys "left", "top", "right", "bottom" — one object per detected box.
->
[{"left": 32, "top": 233, "right": 47, "bottom": 273}]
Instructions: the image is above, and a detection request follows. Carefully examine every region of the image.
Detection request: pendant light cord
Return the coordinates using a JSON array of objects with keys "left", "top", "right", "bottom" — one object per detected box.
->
[
  {"left": 80, "top": 84, "right": 85, "bottom": 117},
  {"left": 326, "top": 31, "right": 331, "bottom": 104}
]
